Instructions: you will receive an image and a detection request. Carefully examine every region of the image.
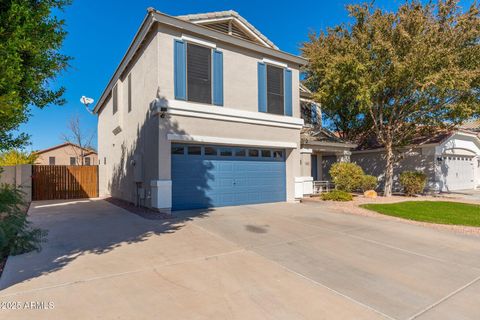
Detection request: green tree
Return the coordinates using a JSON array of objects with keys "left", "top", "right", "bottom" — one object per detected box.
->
[
  {"left": 0, "top": 0, "right": 71, "bottom": 151},
  {"left": 0, "top": 150, "right": 38, "bottom": 166},
  {"left": 303, "top": 1, "right": 480, "bottom": 196}
]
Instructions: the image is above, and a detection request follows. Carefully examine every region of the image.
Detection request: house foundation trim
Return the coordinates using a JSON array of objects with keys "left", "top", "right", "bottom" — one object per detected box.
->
[{"left": 150, "top": 180, "right": 172, "bottom": 212}]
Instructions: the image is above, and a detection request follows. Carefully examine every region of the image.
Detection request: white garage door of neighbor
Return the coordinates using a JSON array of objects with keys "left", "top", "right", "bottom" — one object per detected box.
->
[{"left": 442, "top": 155, "right": 475, "bottom": 191}]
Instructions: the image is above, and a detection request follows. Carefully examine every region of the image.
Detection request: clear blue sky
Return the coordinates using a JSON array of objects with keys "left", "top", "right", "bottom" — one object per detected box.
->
[{"left": 19, "top": 0, "right": 475, "bottom": 151}]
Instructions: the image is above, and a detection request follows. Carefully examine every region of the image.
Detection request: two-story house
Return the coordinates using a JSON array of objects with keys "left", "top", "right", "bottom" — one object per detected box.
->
[
  {"left": 35, "top": 143, "right": 98, "bottom": 166},
  {"left": 94, "top": 9, "right": 353, "bottom": 212}
]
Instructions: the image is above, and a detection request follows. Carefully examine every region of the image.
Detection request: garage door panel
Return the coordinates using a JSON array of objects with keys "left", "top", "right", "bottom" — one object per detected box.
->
[
  {"left": 441, "top": 156, "right": 475, "bottom": 191},
  {"left": 172, "top": 145, "right": 286, "bottom": 210}
]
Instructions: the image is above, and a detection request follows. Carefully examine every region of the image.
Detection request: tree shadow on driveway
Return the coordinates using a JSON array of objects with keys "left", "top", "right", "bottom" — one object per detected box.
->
[{"left": 0, "top": 198, "right": 212, "bottom": 291}]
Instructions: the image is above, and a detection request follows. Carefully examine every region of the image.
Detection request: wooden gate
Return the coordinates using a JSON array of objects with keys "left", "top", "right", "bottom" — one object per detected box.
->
[{"left": 32, "top": 165, "right": 98, "bottom": 201}]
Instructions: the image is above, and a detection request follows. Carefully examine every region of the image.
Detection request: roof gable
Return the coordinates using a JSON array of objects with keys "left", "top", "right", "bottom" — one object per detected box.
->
[{"left": 177, "top": 10, "right": 278, "bottom": 49}]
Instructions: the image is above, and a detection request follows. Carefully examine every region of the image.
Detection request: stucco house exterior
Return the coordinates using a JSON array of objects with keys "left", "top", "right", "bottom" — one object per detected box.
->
[
  {"left": 94, "top": 8, "right": 354, "bottom": 211},
  {"left": 35, "top": 143, "right": 98, "bottom": 166},
  {"left": 351, "top": 130, "right": 480, "bottom": 193}
]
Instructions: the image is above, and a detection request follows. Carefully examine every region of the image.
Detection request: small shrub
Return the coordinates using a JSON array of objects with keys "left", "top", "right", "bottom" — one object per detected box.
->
[
  {"left": 329, "top": 162, "right": 365, "bottom": 192},
  {"left": 360, "top": 175, "right": 377, "bottom": 192},
  {"left": 399, "top": 171, "right": 427, "bottom": 196},
  {"left": 0, "top": 184, "right": 47, "bottom": 257},
  {"left": 321, "top": 190, "right": 353, "bottom": 201}
]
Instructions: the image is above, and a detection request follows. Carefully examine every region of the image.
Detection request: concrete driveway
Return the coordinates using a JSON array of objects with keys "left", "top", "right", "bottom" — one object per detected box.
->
[{"left": 1, "top": 199, "right": 479, "bottom": 320}]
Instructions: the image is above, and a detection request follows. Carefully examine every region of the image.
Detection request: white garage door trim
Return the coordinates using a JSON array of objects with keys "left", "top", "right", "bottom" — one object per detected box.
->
[{"left": 167, "top": 134, "right": 297, "bottom": 149}]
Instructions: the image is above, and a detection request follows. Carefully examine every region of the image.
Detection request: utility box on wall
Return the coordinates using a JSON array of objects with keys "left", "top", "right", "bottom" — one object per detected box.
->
[{"left": 133, "top": 154, "right": 143, "bottom": 183}]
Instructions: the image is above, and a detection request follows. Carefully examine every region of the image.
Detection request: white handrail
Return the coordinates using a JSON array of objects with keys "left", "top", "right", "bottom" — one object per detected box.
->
[{"left": 312, "top": 181, "right": 335, "bottom": 194}]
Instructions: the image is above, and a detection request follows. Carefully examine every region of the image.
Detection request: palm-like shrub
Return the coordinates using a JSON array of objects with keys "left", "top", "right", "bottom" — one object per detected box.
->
[{"left": 0, "top": 184, "right": 46, "bottom": 257}]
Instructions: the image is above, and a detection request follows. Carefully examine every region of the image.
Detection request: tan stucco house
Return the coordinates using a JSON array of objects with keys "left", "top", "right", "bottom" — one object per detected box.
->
[
  {"left": 94, "top": 9, "right": 354, "bottom": 211},
  {"left": 35, "top": 143, "right": 98, "bottom": 166}
]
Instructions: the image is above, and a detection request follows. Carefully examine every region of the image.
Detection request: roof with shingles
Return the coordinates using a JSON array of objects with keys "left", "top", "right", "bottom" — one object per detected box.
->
[
  {"left": 460, "top": 119, "right": 480, "bottom": 132},
  {"left": 34, "top": 142, "right": 97, "bottom": 155}
]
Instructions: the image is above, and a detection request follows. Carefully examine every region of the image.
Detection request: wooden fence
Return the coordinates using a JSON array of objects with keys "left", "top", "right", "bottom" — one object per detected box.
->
[{"left": 32, "top": 165, "right": 98, "bottom": 201}]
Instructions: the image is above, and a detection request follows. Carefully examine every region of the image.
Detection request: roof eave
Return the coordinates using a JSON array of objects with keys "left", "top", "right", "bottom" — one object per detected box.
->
[
  {"left": 303, "top": 141, "right": 357, "bottom": 149},
  {"left": 93, "top": 11, "right": 155, "bottom": 114}
]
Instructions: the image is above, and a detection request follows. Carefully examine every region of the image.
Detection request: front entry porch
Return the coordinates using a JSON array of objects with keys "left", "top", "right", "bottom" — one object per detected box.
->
[{"left": 297, "top": 139, "right": 357, "bottom": 197}]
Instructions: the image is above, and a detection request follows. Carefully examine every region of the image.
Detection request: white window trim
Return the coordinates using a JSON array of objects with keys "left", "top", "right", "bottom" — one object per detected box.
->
[
  {"left": 263, "top": 60, "right": 287, "bottom": 116},
  {"left": 179, "top": 37, "right": 218, "bottom": 105},
  {"left": 262, "top": 58, "right": 288, "bottom": 69},
  {"left": 181, "top": 35, "right": 216, "bottom": 48}
]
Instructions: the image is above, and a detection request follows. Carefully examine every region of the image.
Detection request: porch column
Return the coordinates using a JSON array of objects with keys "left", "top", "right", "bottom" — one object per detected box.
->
[{"left": 336, "top": 150, "right": 352, "bottom": 162}]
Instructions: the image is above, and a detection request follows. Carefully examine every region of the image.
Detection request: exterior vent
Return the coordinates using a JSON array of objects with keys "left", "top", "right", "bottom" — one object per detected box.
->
[
  {"left": 203, "top": 21, "right": 229, "bottom": 34},
  {"left": 231, "top": 23, "right": 254, "bottom": 42},
  {"left": 202, "top": 20, "right": 256, "bottom": 43}
]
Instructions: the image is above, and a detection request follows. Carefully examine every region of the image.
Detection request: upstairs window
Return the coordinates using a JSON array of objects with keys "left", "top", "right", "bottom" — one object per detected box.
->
[
  {"left": 112, "top": 84, "right": 118, "bottom": 115},
  {"left": 70, "top": 157, "right": 76, "bottom": 165},
  {"left": 85, "top": 157, "right": 91, "bottom": 166},
  {"left": 49, "top": 157, "right": 56, "bottom": 165},
  {"left": 266, "top": 65, "right": 284, "bottom": 115},
  {"left": 187, "top": 43, "right": 212, "bottom": 104},
  {"left": 127, "top": 74, "right": 132, "bottom": 113}
]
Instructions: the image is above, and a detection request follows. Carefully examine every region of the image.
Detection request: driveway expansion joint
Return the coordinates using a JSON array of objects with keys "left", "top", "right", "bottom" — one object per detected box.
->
[
  {"left": 407, "top": 274, "right": 480, "bottom": 320},
  {"left": 277, "top": 213, "right": 480, "bottom": 271}
]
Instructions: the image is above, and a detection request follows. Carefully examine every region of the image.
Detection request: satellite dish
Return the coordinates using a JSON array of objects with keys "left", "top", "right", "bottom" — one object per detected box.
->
[
  {"left": 80, "top": 96, "right": 94, "bottom": 105},
  {"left": 80, "top": 96, "right": 95, "bottom": 115}
]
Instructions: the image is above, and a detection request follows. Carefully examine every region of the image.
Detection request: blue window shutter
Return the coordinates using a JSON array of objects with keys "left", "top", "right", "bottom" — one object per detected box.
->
[
  {"left": 174, "top": 39, "right": 186, "bottom": 100},
  {"left": 257, "top": 62, "right": 267, "bottom": 112},
  {"left": 213, "top": 50, "right": 224, "bottom": 106},
  {"left": 284, "top": 69, "right": 292, "bottom": 116},
  {"left": 311, "top": 103, "right": 318, "bottom": 124}
]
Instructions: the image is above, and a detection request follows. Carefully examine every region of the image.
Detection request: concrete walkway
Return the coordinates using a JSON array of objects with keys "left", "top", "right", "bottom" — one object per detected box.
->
[{"left": 0, "top": 199, "right": 479, "bottom": 319}]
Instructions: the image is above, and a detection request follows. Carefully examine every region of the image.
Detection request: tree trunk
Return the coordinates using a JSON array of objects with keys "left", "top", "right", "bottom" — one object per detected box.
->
[{"left": 383, "top": 141, "right": 394, "bottom": 197}]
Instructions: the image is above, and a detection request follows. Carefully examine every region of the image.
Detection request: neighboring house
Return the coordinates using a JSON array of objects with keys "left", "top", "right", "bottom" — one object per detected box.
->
[
  {"left": 94, "top": 8, "right": 354, "bottom": 211},
  {"left": 351, "top": 130, "right": 480, "bottom": 192},
  {"left": 35, "top": 143, "right": 98, "bottom": 166},
  {"left": 460, "top": 119, "right": 480, "bottom": 133}
]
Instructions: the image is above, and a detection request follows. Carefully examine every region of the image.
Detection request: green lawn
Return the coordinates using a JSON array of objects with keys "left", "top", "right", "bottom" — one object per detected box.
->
[{"left": 360, "top": 201, "right": 480, "bottom": 227}]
